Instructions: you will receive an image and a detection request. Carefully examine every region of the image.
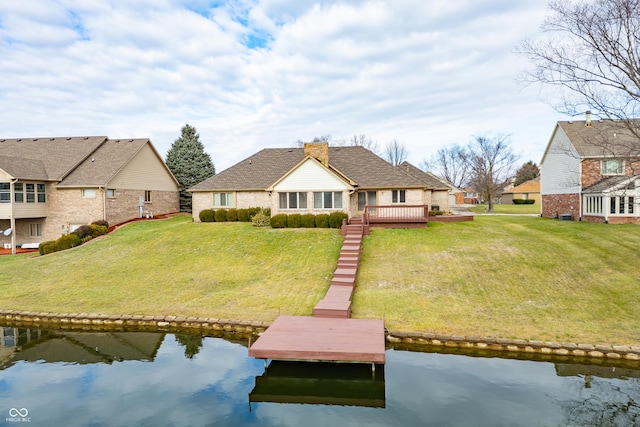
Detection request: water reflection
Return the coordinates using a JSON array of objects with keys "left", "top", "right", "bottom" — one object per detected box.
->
[
  {"left": 250, "top": 361, "right": 385, "bottom": 408},
  {"left": 0, "top": 326, "right": 639, "bottom": 427}
]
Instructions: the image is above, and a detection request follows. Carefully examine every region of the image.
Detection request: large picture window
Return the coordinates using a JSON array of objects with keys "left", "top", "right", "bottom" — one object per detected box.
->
[
  {"left": 313, "top": 192, "right": 342, "bottom": 209},
  {"left": 279, "top": 192, "right": 307, "bottom": 209},
  {"left": 584, "top": 196, "right": 603, "bottom": 214}
]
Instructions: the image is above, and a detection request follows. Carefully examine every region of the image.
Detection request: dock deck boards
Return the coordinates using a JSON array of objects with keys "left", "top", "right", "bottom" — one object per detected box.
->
[{"left": 249, "top": 315, "right": 385, "bottom": 364}]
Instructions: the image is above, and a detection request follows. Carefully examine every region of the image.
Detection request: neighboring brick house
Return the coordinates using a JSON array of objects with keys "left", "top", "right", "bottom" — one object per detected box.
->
[
  {"left": 0, "top": 136, "right": 180, "bottom": 249},
  {"left": 189, "top": 143, "right": 450, "bottom": 221},
  {"left": 502, "top": 177, "right": 540, "bottom": 205},
  {"left": 540, "top": 117, "right": 640, "bottom": 223}
]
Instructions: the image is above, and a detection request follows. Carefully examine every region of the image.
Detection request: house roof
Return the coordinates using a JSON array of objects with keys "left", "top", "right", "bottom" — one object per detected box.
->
[
  {"left": 582, "top": 175, "right": 640, "bottom": 193},
  {"left": 0, "top": 136, "right": 178, "bottom": 188},
  {"left": 190, "top": 146, "right": 433, "bottom": 191},
  {"left": 502, "top": 177, "right": 540, "bottom": 194},
  {"left": 0, "top": 136, "right": 108, "bottom": 180},
  {"left": 556, "top": 119, "right": 640, "bottom": 158},
  {"left": 58, "top": 138, "right": 151, "bottom": 187},
  {"left": 398, "top": 161, "right": 453, "bottom": 190}
]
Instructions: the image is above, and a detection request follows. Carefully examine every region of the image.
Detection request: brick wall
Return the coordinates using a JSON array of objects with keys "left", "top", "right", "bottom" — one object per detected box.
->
[
  {"left": 541, "top": 193, "right": 580, "bottom": 219},
  {"left": 582, "top": 159, "right": 640, "bottom": 188},
  {"left": 106, "top": 189, "right": 178, "bottom": 226},
  {"left": 45, "top": 188, "right": 104, "bottom": 240}
]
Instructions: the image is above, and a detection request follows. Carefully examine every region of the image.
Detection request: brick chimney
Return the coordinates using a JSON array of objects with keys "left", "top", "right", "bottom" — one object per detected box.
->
[{"left": 303, "top": 142, "right": 329, "bottom": 166}]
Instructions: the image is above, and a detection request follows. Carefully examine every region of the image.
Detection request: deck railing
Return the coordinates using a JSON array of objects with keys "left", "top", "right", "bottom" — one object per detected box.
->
[{"left": 363, "top": 205, "right": 429, "bottom": 225}]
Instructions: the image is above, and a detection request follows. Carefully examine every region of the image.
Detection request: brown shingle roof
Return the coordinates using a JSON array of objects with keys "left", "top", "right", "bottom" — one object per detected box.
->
[
  {"left": 0, "top": 155, "right": 48, "bottom": 180},
  {"left": 0, "top": 136, "right": 108, "bottom": 180},
  {"left": 502, "top": 177, "right": 540, "bottom": 194},
  {"left": 58, "top": 138, "right": 150, "bottom": 187},
  {"left": 398, "top": 161, "right": 453, "bottom": 190},
  {"left": 557, "top": 120, "right": 640, "bottom": 158},
  {"left": 189, "top": 146, "right": 431, "bottom": 191}
]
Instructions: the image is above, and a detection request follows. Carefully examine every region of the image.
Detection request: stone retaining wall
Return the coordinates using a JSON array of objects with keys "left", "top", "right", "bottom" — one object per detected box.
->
[{"left": 1, "top": 310, "right": 638, "bottom": 361}]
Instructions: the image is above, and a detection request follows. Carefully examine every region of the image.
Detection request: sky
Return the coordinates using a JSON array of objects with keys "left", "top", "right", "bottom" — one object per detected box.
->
[{"left": 0, "top": 0, "right": 570, "bottom": 172}]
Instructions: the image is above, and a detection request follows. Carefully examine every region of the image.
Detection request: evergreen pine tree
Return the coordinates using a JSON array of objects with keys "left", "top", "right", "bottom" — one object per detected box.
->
[{"left": 165, "top": 124, "right": 215, "bottom": 212}]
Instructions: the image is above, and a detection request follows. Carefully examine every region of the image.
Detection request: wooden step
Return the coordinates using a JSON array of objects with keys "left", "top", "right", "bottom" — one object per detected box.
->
[
  {"left": 333, "top": 266, "right": 357, "bottom": 279},
  {"left": 325, "top": 285, "right": 354, "bottom": 301},
  {"left": 331, "top": 276, "right": 356, "bottom": 287}
]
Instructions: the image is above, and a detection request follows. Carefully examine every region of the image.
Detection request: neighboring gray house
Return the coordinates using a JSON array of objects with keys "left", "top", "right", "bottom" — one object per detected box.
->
[
  {"left": 540, "top": 117, "right": 640, "bottom": 223},
  {"left": 189, "top": 142, "right": 450, "bottom": 221},
  {"left": 0, "top": 136, "right": 180, "bottom": 249}
]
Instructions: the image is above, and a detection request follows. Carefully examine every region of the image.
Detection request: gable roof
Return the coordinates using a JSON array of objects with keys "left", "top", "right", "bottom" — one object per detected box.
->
[
  {"left": 58, "top": 138, "right": 153, "bottom": 187},
  {"left": 0, "top": 136, "right": 108, "bottom": 180},
  {"left": 502, "top": 177, "right": 540, "bottom": 194},
  {"left": 555, "top": 119, "right": 640, "bottom": 158},
  {"left": 189, "top": 146, "right": 433, "bottom": 192},
  {"left": 0, "top": 136, "right": 179, "bottom": 188}
]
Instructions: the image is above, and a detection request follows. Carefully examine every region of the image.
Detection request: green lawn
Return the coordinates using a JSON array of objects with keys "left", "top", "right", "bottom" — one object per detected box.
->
[
  {"left": 0, "top": 215, "right": 342, "bottom": 322},
  {"left": 354, "top": 216, "right": 640, "bottom": 345},
  {"left": 468, "top": 204, "right": 541, "bottom": 214},
  {"left": 1, "top": 214, "right": 639, "bottom": 345}
]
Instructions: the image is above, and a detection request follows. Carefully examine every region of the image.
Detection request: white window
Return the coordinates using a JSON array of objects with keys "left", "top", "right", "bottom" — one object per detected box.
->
[
  {"left": 145, "top": 190, "right": 152, "bottom": 203},
  {"left": 392, "top": 189, "right": 406, "bottom": 203},
  {"left": 106, "top": 189, "right": 116, "bottom": 198},
  {"left": 14, "top": 183, "right": 23, "bottom": 203},
  {"left": 609, "top": 195, "right": 636, "bottom": 215},
  {"left": 584, "top": 196, "right": 603, "bottom": 214},
  {"left": 213, "top": 192, "right": 234, "bottom": 207},
  {"left": 602, "top": 160, "right": 623, "bottom": 175},
  {"left": 82, "top": 189, "right": 96, "bottom": 198},
  {"left": 279, "top": 192, "right": 307, "bottom": 209},
  {"left": 313, "top": 192, "right": 342, "bottom": 209},
  {"left": 37, "top": 184, "right": 46, "bottom": 203},
  {"left": 29, "top": 223, "right": 42, "bottom": 237},
  {"left": 26, "top": 183, "right": 35, "bottom": 203}
]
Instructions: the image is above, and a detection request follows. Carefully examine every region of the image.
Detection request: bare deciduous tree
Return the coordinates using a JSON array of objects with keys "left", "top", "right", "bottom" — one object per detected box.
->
[
  {"left": 348, "top": 134, "right": 380, "bottom": 154},
  {"left": 383, "top": 139, "right": 408, "bottom": 166},
  {"left": 421, "top": 144, "right": 470, "bottom": 188},
  {"left": 465, "top": 134, "right": 518, "bottom": 212},
  {"left": 517, "top": 0, "right": 640, "bottom": 128}
]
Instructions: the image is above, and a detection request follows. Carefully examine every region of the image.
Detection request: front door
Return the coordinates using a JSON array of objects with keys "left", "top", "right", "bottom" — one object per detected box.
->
[{"left": 357, "top": 191, "right": 377, "bottom": 212}]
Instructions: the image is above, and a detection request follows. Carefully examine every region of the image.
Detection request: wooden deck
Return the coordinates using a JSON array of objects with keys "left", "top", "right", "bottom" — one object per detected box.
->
[{"left": 248, "top": 315, "right": 386, "bottom": 364}]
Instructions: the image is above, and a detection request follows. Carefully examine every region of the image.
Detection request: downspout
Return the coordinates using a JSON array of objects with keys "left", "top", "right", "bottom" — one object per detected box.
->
[
  {"left": 10, "top": 178, "right": 17, "bottom": 255},
  {"left": 100, "top": 186, "right": 107, "bottom": 222}
]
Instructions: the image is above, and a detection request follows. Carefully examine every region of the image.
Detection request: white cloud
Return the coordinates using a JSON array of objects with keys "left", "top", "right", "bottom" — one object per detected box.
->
[{"left": 0, "top": 0, "right": 561, "bottom": 170}]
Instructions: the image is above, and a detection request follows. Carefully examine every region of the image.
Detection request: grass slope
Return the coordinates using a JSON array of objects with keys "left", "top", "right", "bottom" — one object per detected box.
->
[
  {"left": 0, "top": 215, "right": 342, "bottom": 321},
  {"left": 1, "top": 214, "right": 638, "bottom": 345},
  {"left": 354, "top": 216, "right": 640, "bottom": 345}
]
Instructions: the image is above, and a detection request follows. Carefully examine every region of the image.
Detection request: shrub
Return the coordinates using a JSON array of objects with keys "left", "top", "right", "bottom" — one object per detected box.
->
[
  {"left": 237, "top": 209, "right": 250, "bottom": 222},
  {"left": 262, "top": 207, "right": 271, "bottom": 217},
  {"left": 301, "top": 214, "right": 316, "bottom": 228},
  {"left": 247, "top": 207, "right": 261, "bottom": 218},
  {"left": 214, "top": 209, "right": 228, "bottom": 222},
  {"left": 329, "top": 211, "right": 348, "bottom": 228},
  {"left": 226, "top": 208, "right": 238, "bottom": 222},
  {"left": 92, "top": 219, "right": 109, "bottom": 228},
  {"left": 90, "top": 224, "right": 108, "bottom": 237},
  {"left": 251, "top": 209, "right": 271, "bottom": 227},
  {"left": 287, "top": 213, "right": 302, "bottom": 228},
  {"left": 38, "top": 241, "right": 57, "bottom": 256},
  {"left": 71, "top": 224, "right": 92, "bottom": 239},
  {"left": 55, "top": 234, "right": 81, "bottom": 251},
  {"left": 199, "top": 209, "right": 215, "bottom": 222},
  {"left": 270, "top": 213, "right": 288, "bottom": 228},
  {"left": 429, "top": 210, "right": 445, "bottom": 216},
  {"left": 315, "top": 214, "right": 329, "bottom": 228},
  {"left": 513, "top": 199, "right": 536, "bottom": 205},
  {"left": 80, "top": 236, "right": 93, "bottom": 244}
]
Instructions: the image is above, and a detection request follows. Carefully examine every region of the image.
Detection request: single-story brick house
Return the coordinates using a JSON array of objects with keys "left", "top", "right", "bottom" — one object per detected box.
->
[
  {"left": 540, "top": 116, "right": 640, "bottom": 223},
  {"left": 189, "top": 143, "right": 450, "bottom": 221},
  {"left": 0, "top": 136, "right": 180, "bottom": 249},
  {"left": 501, "top": 177, "right": 540, "bottom": 205}
]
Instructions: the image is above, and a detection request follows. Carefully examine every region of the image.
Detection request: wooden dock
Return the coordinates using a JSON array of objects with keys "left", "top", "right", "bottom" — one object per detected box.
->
[
  {"left": 248, "top": 315, "right": 385, "bottom": 364},
  {"left": 249, "top": 220, "right": 386, "bottom": 365}
]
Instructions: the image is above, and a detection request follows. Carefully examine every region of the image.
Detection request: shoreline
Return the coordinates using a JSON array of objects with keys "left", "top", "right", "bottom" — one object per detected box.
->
[{"left": 2, "top": 309, "right": 638, "bottom": 362}]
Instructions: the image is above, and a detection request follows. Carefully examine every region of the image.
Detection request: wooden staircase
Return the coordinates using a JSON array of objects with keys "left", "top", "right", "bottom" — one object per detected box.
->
[{"left": 313, "top": 220, "right": 365, "bottom": 319}]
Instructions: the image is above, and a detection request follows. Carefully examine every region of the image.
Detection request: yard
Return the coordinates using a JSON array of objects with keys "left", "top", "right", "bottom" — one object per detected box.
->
[{"left": 1, "top": 214, "right": 638, "bottom": 345}]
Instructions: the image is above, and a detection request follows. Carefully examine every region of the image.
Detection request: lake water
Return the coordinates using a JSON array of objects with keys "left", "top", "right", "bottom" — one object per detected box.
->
[{"left": 1, "top": 326, "right": 639, "bottom": 427}]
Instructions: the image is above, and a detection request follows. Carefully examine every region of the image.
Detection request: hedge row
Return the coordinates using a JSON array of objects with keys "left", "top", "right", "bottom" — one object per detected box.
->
[
  {"left": 270, "top": 212, "right": 348, "bottom": 229},
  {"left": 39, "top": 220, "right": 109, "bottom": 255},
  {"left": 513, "top": 199, "right": 536, "bottom": 204},
  {"left": 199, "top": 207, "right": 270, "bottom": 223}
]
